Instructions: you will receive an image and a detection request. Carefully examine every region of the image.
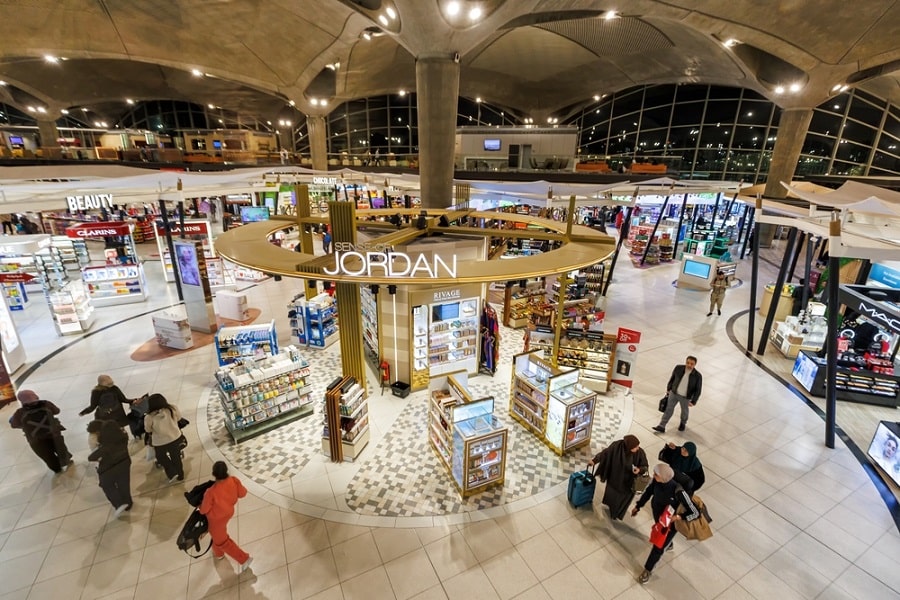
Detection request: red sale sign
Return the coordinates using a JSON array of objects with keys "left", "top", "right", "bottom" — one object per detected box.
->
[{"left": 611, "top": 327, "right": 642, "bottom": 390}]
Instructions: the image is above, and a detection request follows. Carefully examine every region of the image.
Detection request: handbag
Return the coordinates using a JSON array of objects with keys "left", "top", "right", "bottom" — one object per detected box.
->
[
  {"left": 633, "top": 472, "right": 651, "bottom": 495},
  {"left": 649, "top": 506, "right": 674, "bottom": 548},
  {"left": 675, "top": 494, "right": 714, "bottom": 541},
  {"left": 658, "top": 395, "right": 669, "bottom": 413},
  {"left": 177, "top": 417, "right": 190, "bottom": 429}
]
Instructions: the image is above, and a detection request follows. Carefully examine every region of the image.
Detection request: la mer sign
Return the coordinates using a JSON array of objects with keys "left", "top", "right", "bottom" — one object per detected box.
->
[{"left": 66, "top": 194, "right": 114, "bottom": 211}]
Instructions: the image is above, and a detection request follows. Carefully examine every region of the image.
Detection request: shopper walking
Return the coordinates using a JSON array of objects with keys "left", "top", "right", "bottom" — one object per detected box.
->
[
  {"left": 707, "top": 271, "right": 728, "bottom": 316},
  {"left": 654, "top": 356, "right": 702, "bottom": 433},
  {"left": 9, "top": 389, "right": 72, "bottom": 473},
  {"left": 88, "top": 420, "right": 133, "bottom": 517},
  {"left": 144, "top": 393, "right": 185, "bottom": 483},
  {"left": 658, "top": 441, "right": 706, "bottom": 493},
  {"left": 589, "top": 434, "right": 649, "bottom": 520},
  {"left": 199, "top": 461, "right": 253, "bottom": 572},
  {"left": 631, "top": 463, "right": 699, "bottom": 584},
  {"left": 80, "top": 374, "right": 138, "bottom": 432},
  {"left": 322, "top": 230, "right": 332, "bottom": 254}
]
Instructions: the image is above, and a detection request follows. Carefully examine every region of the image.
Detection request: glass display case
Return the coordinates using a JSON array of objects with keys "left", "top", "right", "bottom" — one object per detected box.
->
[
  {"left": 428, "top": 297, "right": 479, "bottom": 376},
  {"left": 48, "top": 280, "right": 94, "bottom": 336},
  {"left": 544, "top": 371, "right": 597, "bottom": 454},
  {"left": 769, "top": 315, "right": 827, "bottom": 359}
]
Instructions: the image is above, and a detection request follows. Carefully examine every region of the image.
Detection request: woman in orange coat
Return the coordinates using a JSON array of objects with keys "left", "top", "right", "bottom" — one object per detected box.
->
[{"left": 199, "top": 461, "right": 253, "bottom": 572}]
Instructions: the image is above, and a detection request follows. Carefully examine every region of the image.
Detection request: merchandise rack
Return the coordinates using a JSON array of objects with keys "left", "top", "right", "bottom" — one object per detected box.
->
[
  {"left": 360, "top": 285, "right": 379, "bottom": 369},
  {"left": 306, "top": 293, "right": 339, "bottom": 349},
  {"left": 81, "top": 263, "right": 147, "bottom": 306},
  {"left": 214, "top": 347, "right": 314, "bottom": 442},
  {"left": 504, "top": 286, "right": 545, "bottom": 328},
  {"left": 428, "top": 372, "right": 507, "bottom": 496},
  {"left": 48, "top": 280, "right": 94, "bottom": 335},
  {"left": 322, "top": 375, "right": 370, "bottom": 462},
  {"left": 556, "top": 331, "right": 616, "bottom": 393},
  {"left": 215, "top": 320, "right": 277, "bottom": 366}
]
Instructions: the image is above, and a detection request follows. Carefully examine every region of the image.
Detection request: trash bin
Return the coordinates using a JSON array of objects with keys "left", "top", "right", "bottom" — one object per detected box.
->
[{"left": 391, "top": 381, "right": 410, "bottom": 398}]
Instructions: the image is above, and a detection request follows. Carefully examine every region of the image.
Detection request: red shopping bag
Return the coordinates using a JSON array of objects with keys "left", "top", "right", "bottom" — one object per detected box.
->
[{"left": 649, "top": 506, "right": 674, "bottom": 549}]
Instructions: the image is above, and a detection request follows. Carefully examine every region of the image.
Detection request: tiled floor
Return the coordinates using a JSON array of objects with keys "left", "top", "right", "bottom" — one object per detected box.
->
[{"left": 0, "top": 231, "right": 897, "bottom": 599}]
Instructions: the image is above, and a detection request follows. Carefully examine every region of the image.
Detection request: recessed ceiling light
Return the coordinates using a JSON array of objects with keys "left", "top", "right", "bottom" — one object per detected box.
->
[
  {"left": 789, "top": 82, "right": 802, "bottom": 93},
  {"left": 593, "top": 95, "right": 600, "bottom": 101},
  {"left": 36, "top": 107, "right": 46, "bottom": 113},
  {"left": 723, "top": 38, "right": 738, "bottom": 47},
  {"left": 321, "top": 99, "right": 328, "bottom": 106},
  {"left": 44, "top": 55, "right": 58, "bottom": 63},
  {"left": 289, "top": 100, "right": 296, "bottom": 106},
  {"left": 0, "top": 80, "right": 6, "bottom": 86},
  {"left": 208, "top": 103, "right": 215, "bottom": 109},
  {"left": 81, "top": 107, "right": 88, "bottom": 112},
  {"left": 378, "top": 14, "right": 389, "bottom": 26},
  {"left": 834, "top": 104, "right": 840, "bottom": 109},
  {"left": 266, "top": 120, "right": 272, "bottom": 125},
  {"left": 60, "top": 109, "right": 68, "bottom": 114},
  {"left": 832, "top": 83, "right": 842, "bottom": 92},
  {"left": 126, "top": 99, "right": 134, "bottom": 105},
  {"left": 191, "top": 68, "right": 202, "bottom": 77},
  {"left": 468, "top": 6, "right": 482, "bottom": 20},
  {"left": 386, "top": 6, "right": 396, "bottom": 19},
  {"left": 774, "top": 86, "right": 785, "bottom": 94},
  {"left": 840, "top": 84, "right": 849, "bottom": 92},
  {"left": 446, "top": 1, "right": 460, "bottom": 17},
  {"left": 398, "top": 90, "right": 406, "bottom": 96},
  {"left": 604, "top": 10, "right": 617, "bottom": 20},
  {"left": 310, "top": 98, "right": 319, "bottom": 106},
  {"left": 475, "top": 97, "right": 482, "bottom": 103},
  {"left": 362, "top": 31, "right": 372, "bottom": 40},
  {"left": 26, "top": 106, "right": 35, "bottom": 112}
]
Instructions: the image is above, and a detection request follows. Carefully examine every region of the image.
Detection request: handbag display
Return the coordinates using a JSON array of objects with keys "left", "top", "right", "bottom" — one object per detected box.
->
[{"left": 658, "top": 395, "right": 669, "bottom": 413}]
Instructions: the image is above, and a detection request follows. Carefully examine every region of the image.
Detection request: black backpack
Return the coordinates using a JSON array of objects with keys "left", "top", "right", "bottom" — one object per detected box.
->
[
  {"left": 177, "top": 480, "right": 215, "bottom": 557},
  {"left": 21, "top": 404, "right": 56, "bottom": 440}
]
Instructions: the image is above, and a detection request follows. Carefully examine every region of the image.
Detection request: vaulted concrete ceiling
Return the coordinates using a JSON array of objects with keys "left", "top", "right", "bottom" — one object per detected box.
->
[{"left": 0, "top": 0, "right": 897, "bottom": 124}]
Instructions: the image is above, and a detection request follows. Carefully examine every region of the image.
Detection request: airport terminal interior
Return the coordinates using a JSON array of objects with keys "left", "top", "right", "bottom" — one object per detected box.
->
[{"left": 0, "top": 1, "right": 898, "bottom": 599}]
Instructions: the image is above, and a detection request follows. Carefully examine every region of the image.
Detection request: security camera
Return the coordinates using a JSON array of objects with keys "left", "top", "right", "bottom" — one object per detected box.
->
[{"left": 453, "top": 52, "right": 460, "bottom": 63}]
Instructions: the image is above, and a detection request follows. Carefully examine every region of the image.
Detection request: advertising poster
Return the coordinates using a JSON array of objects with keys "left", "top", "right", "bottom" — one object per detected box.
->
[{"left": 611, "top": 327, "right": 642, "bottom": 391}]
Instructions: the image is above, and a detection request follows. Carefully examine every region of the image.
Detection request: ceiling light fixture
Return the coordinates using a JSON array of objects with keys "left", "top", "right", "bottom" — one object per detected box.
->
[
  {"left": 36, "top": 107, "right": 46, "bottom": 113},
  {"left": 126, "top": 99, "right": 134, "bottom": 105},
  {"left": 93, "top": 121, "right": 101, "bottom": 127},
  {"left": 208, "top": 103, "right": 215, "bottom": 109},
  {"left": 593, "top": 94, "right": 600, "bottom": 101},
  {"left": 320, "top": 99, "right": 328, "bottom": 106},
  {"left": 398, "top": 90, "right": 406, "bottom": 96},
  {"left": 60, "top": 109, "right": 68, "bottom": 114},
  {"left": 774, "top": 85, "right": 785, "bottom": 94},
  {"left": 446, "top": 1, "right": 460, "bottom": 17},
  {"left": 378, "top": 14, "right": 389, "bottom": 26},
  {"left": 27, "top": 106, "right": 35, "bottom": 112},
  {"left": 310, "top": 98, "right": 319, "bottom": 106},
  {"left": 386, "top": 6, "right": 396, "bottom": 19},
  {"left": 44, "top": 55, "right": 58, "bottom": 63},
  {"left": 789, "top": 82, "right": 802, "bottom": 93},
  {"left": 604, "top": 10, "right": 617, "bottom": 20},
  {"left": 723, "top": 38, "right": 738, "bottom": 48},
  {"left": 468, "top": 6, "right": 482, "bottom": 20},
  {"left": 81, "top": 107, "right": 88, "bottom": 112},
  {"left": 831, "top": 83, "right": 842, "bottom": 92},
  {"left": 363, "top": 31, "right": 372, "bottom": 40},
  {"left": 475, "top": 97, "right": 482, "bottom": 103},
  {"left": 0, "top": 80, "right": 6, "bottom": 86},
  {"left": 840, "top": 84, "right": 849, "bottom": 92},
  {"left": 191, "top": 68, "right": 202, "bottom": 77},
  {"left": 289, "top": 100, "right": 296, "bottom": 106}
]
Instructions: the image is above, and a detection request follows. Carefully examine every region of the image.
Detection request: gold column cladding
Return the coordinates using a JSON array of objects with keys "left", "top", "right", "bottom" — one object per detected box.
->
[
  {"left": 329, "top": 202, "right": 366, "bottom": 385},
  {"left": 294, "top": 184, "right": 314, "bottom": 254}
]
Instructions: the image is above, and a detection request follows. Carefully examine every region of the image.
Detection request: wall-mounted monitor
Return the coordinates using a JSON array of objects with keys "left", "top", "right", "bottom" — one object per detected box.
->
[
  {"left": 8, "top": 136, "right": 23, "bottom": 145},
  {"left": 682, "top": 259, "right": 711, "bottom": 279},
  {"left": 483, "top": 139, "right": 501, "bottom": 151},
  {"left": 240, "top": 206, "right": 271, "bottom": 223},
  {"left": 867, "top": 421, "right": 900, "bottom": 485},
  {"left": 432, "top": 302, "right": 460, "bottom": 322},
  {"left": 212, "top": 140, "right": 222, "bottom": 150}
]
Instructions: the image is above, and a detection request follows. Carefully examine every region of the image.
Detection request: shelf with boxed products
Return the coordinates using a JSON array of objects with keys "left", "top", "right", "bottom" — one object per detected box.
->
[
  {"left": 48, "top": 280, "right": 94, "bottom": 335},
  {"left": 322, "top": 376, "right": 370, "bottom": 462},
  {"left": 215, "top": 320, "right": 278, "bottom": 366}
]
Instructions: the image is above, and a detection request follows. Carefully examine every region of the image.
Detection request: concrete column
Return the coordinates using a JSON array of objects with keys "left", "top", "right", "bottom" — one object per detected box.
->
[
  {"left": 37, "top": 119, "right": 61, "bottom": 158},
  {"left": 764, "top": 108, "right": 813, "bottom": 199},
  {"left": 416, "top": 55, "right": 460, "bottom": 209},
  {"left": 307, "top": 115, "right": 328, "bottom": 172}
]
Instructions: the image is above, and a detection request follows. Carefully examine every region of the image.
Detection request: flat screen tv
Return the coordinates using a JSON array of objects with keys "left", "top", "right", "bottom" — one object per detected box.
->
[
  {"left": 240, "top": 206, "right": 270, "bottom": 223},
  {"left": 483, "top": 139, "right": 501, "bottom": 151},
  {"left": 173, "top": 241, "right": 201, "bottom": 287},
  {"left": 8, "top": 136, "right": 23, "bottom": 145},
  {"left": 682, "top": 259, "right": 711, "bottom": 279},
  {"left": 867, "top": 421, "right": 900, "bottom": 485},
  {"left": 432, "top": 302, "right": 460, "bottom": 322}
]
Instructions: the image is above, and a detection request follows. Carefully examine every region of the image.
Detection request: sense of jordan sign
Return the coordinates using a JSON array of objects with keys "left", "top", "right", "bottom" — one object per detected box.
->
[{"left": 322, "top": 242, "right": 457, "bottom": 278}]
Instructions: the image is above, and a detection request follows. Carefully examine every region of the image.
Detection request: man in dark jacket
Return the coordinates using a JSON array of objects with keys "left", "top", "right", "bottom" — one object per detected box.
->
[
  {"left": 9, "top": 389, "right": 72, "bottom": 473},
  {"left": 653, "top": 355, "right": 702, "bottom": 433}
]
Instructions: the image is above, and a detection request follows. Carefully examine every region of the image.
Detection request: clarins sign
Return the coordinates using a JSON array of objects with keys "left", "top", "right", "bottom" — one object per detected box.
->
[
  {"left": 323, "top": 242, "right": 457, "bottom": 279},
  {"left": 66, "top": 194, "right": 114, "bottom": 212}
]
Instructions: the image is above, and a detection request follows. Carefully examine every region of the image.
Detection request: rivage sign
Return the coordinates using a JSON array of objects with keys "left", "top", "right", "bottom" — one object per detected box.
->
[{"left": 323, "top": 242, "right": 457, "bottom": 279}]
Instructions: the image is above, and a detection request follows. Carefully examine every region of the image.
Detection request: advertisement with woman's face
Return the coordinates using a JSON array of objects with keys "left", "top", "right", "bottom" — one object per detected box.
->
[
  {"left": 175, "top": 242, "right": 201, "bottom": 287},
  {"left": 867, "top": 422, "right": 900, "bottom": 484}
]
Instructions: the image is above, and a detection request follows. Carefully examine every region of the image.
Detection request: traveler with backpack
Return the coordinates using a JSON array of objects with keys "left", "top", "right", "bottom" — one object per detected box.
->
[
  {"left": 144, "top": 393, "right": 185, "bottom": 483},
  {"left": 79, "top": 374, "right": 140, "bottom": 434},
  {"left": 9, "top": 389, "right": 72, "bottom": 473},
  {"left": 88, "top": 419, "right": 133, "bottom": 517},
  {"left": 199, "top": 461, "right": 252, "bottom": 572}
]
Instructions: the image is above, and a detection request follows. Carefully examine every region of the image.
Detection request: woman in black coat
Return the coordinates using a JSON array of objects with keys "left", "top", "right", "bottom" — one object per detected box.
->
[
  {"left": 88, "top": 420, "right": 133, "bottom": 517},
  {"left": 631, "top": 463, "right": 699, "bottom": 584},
  {"left": 658, "top": 441, "right": 705, "bottom": 493},
  {"left": 79, "top": 374, "right": 136, "bottom": 430},
  {"left": 589, "top": 434, "right": 649, "bottom": 520}
]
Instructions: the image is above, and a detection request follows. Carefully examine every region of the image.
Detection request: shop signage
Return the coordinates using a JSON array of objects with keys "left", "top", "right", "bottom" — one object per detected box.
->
[
  {"left": 433, "top": 290, "right": 461, "bottom": 301},
  {"left": 65, "top": 221, "right": 131, "bottom": 238},
  {"left": 312, "top": 177, "right": 338, "bottom": 186},
  {"left": 155, "top": 222, "right": 209, "bottom": 236},
  {"left": 0, "top": 273, "right": 35, "bottom": 283},
  {"left": 66, "top": 194, "right": 114, "bottom": 212},
  {"left": 857, "top": 302, "right": 900, "bottom": 332},
  {"left": 611, "top": 327, "right": 642, "bottom": 390},
  {"left": 323, "top": 243, "right": 457, "bottom": 279}
]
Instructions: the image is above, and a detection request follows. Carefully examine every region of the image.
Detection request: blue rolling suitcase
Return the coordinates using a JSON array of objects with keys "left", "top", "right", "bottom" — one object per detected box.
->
[{"left": 567, "top": 468, "right": 596, "bottom": 508}]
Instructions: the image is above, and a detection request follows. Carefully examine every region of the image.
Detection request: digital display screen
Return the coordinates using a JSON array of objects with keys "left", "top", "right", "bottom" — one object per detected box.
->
[
  {"left": 8, "top": 136, "right": 23, "bottom": 145},
  {"left": 791, "top": 351, "right": 819, "bottom": 392},
  {"left": 240, "top": 206, "right": 271, "bottom": 223},
  {"left": 371, "top": 197, "right": 385, "bottom": 209},
  {"left": 174, "top": 241, "right": 201, "bottom": 287},
  {"left": 682, "top": 259, "right": 711, "bottom": 279},
  {"left": 432, "top": 302, "right": 460, "bottom": 322},
  {"left": 484, "top": 139, "right": 501, "bottom": 151},
  {"left": 867, "top": 421, "right": 900, "bottom": 485},
  {"left": 212, "top": 140, "right": 222, "bottom": 150}
]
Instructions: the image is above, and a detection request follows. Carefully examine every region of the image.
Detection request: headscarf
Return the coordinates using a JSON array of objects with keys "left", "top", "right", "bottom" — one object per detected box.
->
[
  {"left": 97, "top": 374, "right": 114, "bottom": 387},
  {"left": 671, "top": 441, "right": 702, "bottom": 473},
  {"left": 653, "top": 463, "right": 675, "bottom": 483},
  {"left": 16, "top": 389, "right": 39, "bottom": 405},
  {"left": 623, "top": 434, "right": 640, "bottom": 451}
]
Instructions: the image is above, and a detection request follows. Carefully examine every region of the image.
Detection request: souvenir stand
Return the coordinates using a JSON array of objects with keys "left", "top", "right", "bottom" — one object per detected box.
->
[
  {"left": 428, "top": 371, "right": 507, "bottom": 496},
  {"left": 66, "top": 222, "right": 148, "bottom": 306}
]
